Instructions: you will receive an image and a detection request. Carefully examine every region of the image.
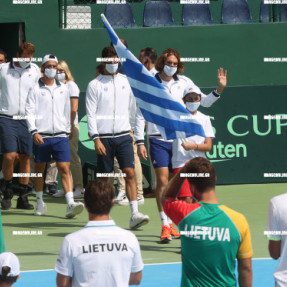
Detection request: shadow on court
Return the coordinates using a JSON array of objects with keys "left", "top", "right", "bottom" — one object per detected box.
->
[{"left": 17, "top": 259, "right": 279, "bottom": 287}]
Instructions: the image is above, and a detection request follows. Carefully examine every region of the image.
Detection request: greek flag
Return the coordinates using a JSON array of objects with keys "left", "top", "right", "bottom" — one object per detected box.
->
[{"left": 101, "top": 14, "right": 206, "bottom": 140}]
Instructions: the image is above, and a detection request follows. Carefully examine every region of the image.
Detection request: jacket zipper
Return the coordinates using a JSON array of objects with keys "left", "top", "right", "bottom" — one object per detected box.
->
[
  {"left": 51, "top": 90, "right": 54, "bottom": 134},
  {"left": 43, "top": 86, "right": 59, "bottom": 135},
  {"left": 112, "top": 76, "right": 116, "bottom": 136}
]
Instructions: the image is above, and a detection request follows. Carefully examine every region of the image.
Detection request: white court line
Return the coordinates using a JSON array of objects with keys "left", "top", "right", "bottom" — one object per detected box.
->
[{"left": 21, "top": 258, "right": 273, "bottom": 272}]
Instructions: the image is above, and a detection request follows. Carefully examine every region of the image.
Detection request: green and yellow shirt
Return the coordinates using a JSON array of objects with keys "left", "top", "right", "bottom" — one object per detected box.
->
[{"left": 164, "top": 198, "right": 253, "bottom": 287}]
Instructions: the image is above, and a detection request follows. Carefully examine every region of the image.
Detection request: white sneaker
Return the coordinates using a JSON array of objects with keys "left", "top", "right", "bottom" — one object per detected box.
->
[
  {"left": 130, "top": 212, "right": 150, "bottom": 229},
  {"left": 137, "top": 195, "right": 144, "bottom": 205},
  {"left": 53, "top": 189, "right": 65, "bottom": 198},
  {"left": 74, "top": 188, "right": 85, "bottom": 199},
  {"left": 66, "top": 202, "right": 84, "bottom": 218},
  {"left": 117, "top": 195, "right": 129, "bottom": 206},
  {"left": 34, "top": 201, "right": 47, "bottom": 216},
  {"left": 115, "top": 191, "right": 126, "bottom": 203}
]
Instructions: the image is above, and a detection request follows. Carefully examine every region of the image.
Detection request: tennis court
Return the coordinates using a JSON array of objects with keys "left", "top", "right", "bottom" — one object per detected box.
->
[{"left": 2, "top": 182, "right": 283, "bottom": 286}]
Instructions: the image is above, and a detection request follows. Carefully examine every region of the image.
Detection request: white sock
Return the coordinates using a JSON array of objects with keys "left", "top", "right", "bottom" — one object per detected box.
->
[
  {"left": 130, "top": 200, "right": 138, "bottom": 216},
  {"left": 36, "top": 191, "right": 43, "bottom": 203},
  {"left": 160, "top": 211, "right": 169, "bottom": 226},
  {"left": 167, "top": 216, "right": 173, "bottom": 225},
  {"left": 65, "top": 191, "right": 74, "bottom": 205}
]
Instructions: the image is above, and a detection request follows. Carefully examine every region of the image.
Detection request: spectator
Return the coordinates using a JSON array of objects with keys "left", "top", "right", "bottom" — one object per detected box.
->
[
  {"left": 162, "top": 157, "right": 253, "bottom": 287},
  {"left": 142, "top": 47, "right": 157, "bottom": 76},
  {"left": 0, "top": 252, "right": 20, "bottom": 287},
  {"left": 55, "top": 181, "right": 143, "bottom": 287},
  {"left": 138, "top": 49, "right": 145, "bottom": 64},
  {"left": 86, "top": 46, "right": 149, "bottom": 229},
  {"left": 45, "top": 160, "right": 59, "bottom": 195},
  {"left": 0, "top": 42, "right": 40, "bottom": 210},
  {"left": 267, "top": 193, "right": 287, "bottom": 286},
  {"left": 0, "top": 50, "right": 7, "bottom": 64},
  {"left": 26, "top": 54, "right": 84, "bottom": 218}
]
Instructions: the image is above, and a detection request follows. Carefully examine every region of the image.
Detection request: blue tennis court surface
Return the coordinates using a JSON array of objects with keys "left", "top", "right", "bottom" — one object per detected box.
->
[{"left": 18, "top": 258, "right": 278, "bottom": 286}]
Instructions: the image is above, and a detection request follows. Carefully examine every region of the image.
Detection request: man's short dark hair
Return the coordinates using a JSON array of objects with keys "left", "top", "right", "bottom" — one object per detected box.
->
[
  {"left": 0, "top": 267, "right": 18, "bottom": 284},
  {"left": 185, "top": 157, "right": 216, "bottom": 192},
  {"left": 84, "top": 181, "right": 115, "bottom": 215},
  {"left": 0, "top": 49, "right": 7, "bottom": 60},
  {"left": 144, "top": 47, "right": 157, "bottom": 64},
  {"left": 102, "top": 46, "right": 117, "bottom": 58}
]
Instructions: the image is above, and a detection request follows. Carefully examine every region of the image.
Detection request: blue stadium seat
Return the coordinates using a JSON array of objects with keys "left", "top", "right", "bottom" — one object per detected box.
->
[
  {"left": 260, "top": 0, "right": 272, "bottom": 23},
  {"left": 280, "top": 5, "right": 287, "bottom": 22},
  {"left": 182, "top": 4, "right": 214, "bottom": 26},
  {"left": 221, "top": 0, "right": 253, "bottom": 24},
  {"left": 144, "top": 1, "right": 176, "bottom": 27},
  {"left": 104, "top": 3, "right": 137, "bottom": 28}
]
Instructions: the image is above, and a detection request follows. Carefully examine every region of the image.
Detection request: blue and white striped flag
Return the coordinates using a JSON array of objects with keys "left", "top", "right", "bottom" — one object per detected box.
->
[{"left": 101, "top": 14, "right": 206, "bottom": 140}]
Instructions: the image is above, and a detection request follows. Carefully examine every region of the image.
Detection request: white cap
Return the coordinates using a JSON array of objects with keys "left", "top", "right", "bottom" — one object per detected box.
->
[
  {"left": 183, "top": 85, "right": 201, "bottom": 98},
  {"left": 42, "top": 54, "right": 58, "bottom": 66},
  {"left": 0, "top": 252, "right": 20, "bottom": 277}
]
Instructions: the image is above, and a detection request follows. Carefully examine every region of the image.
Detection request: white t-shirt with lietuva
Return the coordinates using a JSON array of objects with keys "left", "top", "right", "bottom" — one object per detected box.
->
[
  {"left": 267, "top": 193, "right": 287, "bottom": 287},
  {"left": 55, "top": 220, "right": 144, "bottom": 287},
  {"left": 66, "top": 81, "right": 80, "bottom": 125},
  {"left": 172, "top": 111, "right": 215, "bottom": 169}
]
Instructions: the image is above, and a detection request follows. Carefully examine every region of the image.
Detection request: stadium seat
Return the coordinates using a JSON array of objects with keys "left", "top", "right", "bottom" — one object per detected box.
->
[
  {"left": 260, "top": 0, "right": 272, "bottom": 23},
  {"left": 221, "top": 0, "right": 253, "bottom": 24},
  {"left": 280, "top": 5, "right": 287, "bottom": 22},
  {"left": 182, "top": 4, "right": 214, "bottom": 26},
  {"left": 104, "top": 3, "right": 137, "bottom": 28},
  {"left": 144, "top": 1, "right": 176, "bottom": 27}
]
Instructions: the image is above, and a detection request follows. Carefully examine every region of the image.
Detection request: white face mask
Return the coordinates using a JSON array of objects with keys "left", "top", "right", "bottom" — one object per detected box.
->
[
  {"left": 186, "top": 102, "right": 200, "bottom": 113},
  {"left": 105, "top": 63, "right": 118, "bottom": 74},
  {"left": 44, "top": 68, "right": 57, "bottom": 79},
  {"left": 163, "top": 65, "right": 177, "bottom": 77},
  {"left": 55, "top": 72, "right": 66, "bottom": 82},
  {"left": 19, "top": 60, "right": 31, "bottom": 69}
]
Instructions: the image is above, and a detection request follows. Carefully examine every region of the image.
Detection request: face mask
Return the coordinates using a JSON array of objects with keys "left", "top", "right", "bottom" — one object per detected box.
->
[
  {"left": 44, "top": 68, "right": 57, "bottom": 79},
  {"left": 186, "top": 102, "right": 200, "bottom": 112},
  {"left": 105, "top": 63, "right": 118, "bottom": 74},
  {"left": 55, "top": 72, "right": 66, "bottom": 82},
  {"left": 19, "top": 61, "right": 31, "bottom": 69},
  {"left": 163, "top": 65, "right": 177, "bottom": 77}
]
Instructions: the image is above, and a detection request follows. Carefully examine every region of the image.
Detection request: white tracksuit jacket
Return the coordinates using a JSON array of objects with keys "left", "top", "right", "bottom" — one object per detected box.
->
[
  {"left": 86, "top": 73, "right": 136, "bottom": 140},
  {"left": 0, "top": 62, "right": 40, "bottom": 118},
  {"left": 25, "top": 79, "right": 71, "bottom": 138}
]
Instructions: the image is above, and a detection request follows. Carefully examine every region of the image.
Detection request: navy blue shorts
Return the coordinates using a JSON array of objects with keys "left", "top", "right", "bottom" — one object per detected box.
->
[
  {"left": 149, "top": 137, "right": 173, "bottom": 172},
  {"left": 33, "top": 137, "right": 70, "bottom": 163},
  {"left": 97, "top": 135, "right": 134, "bottom": 173},
  {"left": 0, "top": 117, "right": 32, "bottom": 155}
]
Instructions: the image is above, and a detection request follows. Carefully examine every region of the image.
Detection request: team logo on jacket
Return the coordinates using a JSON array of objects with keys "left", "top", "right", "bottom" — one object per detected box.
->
[
  {"left": 41, "top": 92, "right": 46, "bottom": 97},
  {"left": 104, "top": 87, "right": 108, "bottom": 92},
  {"left": 122, "top": 86, "right": 125, "bottom": 89}
]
